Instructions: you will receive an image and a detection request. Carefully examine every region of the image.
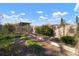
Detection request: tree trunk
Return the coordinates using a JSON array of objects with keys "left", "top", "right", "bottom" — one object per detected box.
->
[
  {"left": 75, "top": 25, "right": 79, "bottom": 55},
  {"left": 63, "top": 25, "right": 65, "bottom": 36},
  {"left": 75, "top": 16, "right": 79, "bottom": 55}
]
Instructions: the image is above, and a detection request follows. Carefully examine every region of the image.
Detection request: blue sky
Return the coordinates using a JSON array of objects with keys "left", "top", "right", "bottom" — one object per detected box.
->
[{"left": 0, "top": 3, "right": 79, "bottom": 26}]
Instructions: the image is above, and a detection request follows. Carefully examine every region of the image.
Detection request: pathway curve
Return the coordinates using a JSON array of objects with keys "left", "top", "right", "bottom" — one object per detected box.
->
[{"left": 37, "top": 41, "right": 63, "bottom": 56}]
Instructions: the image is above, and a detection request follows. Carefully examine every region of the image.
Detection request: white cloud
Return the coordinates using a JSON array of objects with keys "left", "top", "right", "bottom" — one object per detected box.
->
[
  {"left": 10, "top": 10, "right": 26, "bottom": 15},
  {"left": 3, "top": 14, "right": 10, "bottom": 19},
  {"left": 2, "top": 13, "right": 27, "bottom": 24},
  {"left": 74, "top": 3, "right": 79, "bottom": 12},
  {"left": 37, "top": 11, "right": 43, "bottom": 14},
  {"left": 10, "top": 11, "right": 15, "bottom": 14},
  {"left": 3, "top": 12, "right": 26, "bottom": 20},
  {"left": 47, "top": 17, "right": 61, "bottom": 24},
  {"left": 20, "top": 13, "right": 26, "bottom": 15},
  {"left": 3, "top": 13, "right": 26, "bottom": 18},
  {"left": 3, "top": 14, "right": 19, "bottom": 19},
  {"left": 39, "top": 16, "right": 47, "bottom": 20},
  {"left": 52, "top": 11, "right": 68, "bottom": 18},
  {"left": 19, "top": 18, "right": 30, "bottom": 22},
  {"left": 62, "top": 12, "right": 68, "bottom": 15},
  {"left": 2, "top": 14, "right": 19, "bottom": 23}
]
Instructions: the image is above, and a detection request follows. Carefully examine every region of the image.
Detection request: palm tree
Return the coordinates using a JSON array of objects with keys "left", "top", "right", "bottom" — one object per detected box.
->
[
  {"left": 60, "top": 18, "right": 65, "bottom": 37},
  {"left": 75, "top": 16, "right": 79, "bottom": 55}
]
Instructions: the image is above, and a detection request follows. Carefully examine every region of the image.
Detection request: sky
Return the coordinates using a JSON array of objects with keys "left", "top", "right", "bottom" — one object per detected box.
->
[{"left": 0, "top": 3, "right": 79, "bottom": 26}]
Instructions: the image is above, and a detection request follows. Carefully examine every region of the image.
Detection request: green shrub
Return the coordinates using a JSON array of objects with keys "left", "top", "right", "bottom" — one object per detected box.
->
[
  {"left": 0, "top": 35, "right": 15, "bottom": 48},
  {"left": 26, "top": 40, "right": 44, "bottom": 55},
  {"left": 26, "top": 40, "right": 37, "bottom": 45},
  {"left": 29, "top": 44, "right": 44, "bottom": 55},
  {"left": 20, "top": 36, "right": 30, "bottom": 40},
  {"left": 61, "top": 36, "right": 75, "bottom": 45}
]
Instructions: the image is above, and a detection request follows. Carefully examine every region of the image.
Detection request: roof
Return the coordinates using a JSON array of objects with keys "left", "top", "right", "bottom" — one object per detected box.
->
[
  {"left": 20, "top": 22, "right": 30, "bottom": 24},
  {"left": 18, "top": 22, "right": 30, "bottom": 26}
]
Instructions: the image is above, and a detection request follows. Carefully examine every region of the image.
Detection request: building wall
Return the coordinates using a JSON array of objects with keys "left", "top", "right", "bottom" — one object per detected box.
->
[
  {"left": 54, "top": 24, "right": 76, "bottom": 38},
  {"left": 15, "top": 22, "right": 32, "bottom": 34}
]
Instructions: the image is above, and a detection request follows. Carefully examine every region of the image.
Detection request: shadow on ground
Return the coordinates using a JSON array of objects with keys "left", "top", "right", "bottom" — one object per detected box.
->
[{"left": 0, "top": 40, "right": 61, "bottom": 56}]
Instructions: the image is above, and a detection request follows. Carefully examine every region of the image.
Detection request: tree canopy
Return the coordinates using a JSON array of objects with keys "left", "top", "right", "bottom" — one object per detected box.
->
[
  {"left": 35, "top": 24, "right": 55, "bottom": 37},
  {"left": 60, "top": 18, "right": 65, "bottom": 26}
]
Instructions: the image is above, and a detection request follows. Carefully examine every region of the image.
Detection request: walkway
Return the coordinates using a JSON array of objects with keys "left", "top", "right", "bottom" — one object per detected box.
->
[{"left": 37, "top": 41, "right": 63, "bottom": 56}]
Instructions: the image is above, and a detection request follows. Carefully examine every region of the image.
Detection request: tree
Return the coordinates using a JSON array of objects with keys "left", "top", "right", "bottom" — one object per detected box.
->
[
  {"left": 75, "top": 16, "right": 79, "bottom": 55},
  {"left": 60, "top": 18, "right": 66, "bottom": 36},
  {"left": 35, "top": 24, "right": 55, "bottom": 37},
  {"left": 3, "top": 23, "right": 15, "bottom": 34},
  {"left": 35, "top": 26, "right": 42, "bottom": 34}
]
